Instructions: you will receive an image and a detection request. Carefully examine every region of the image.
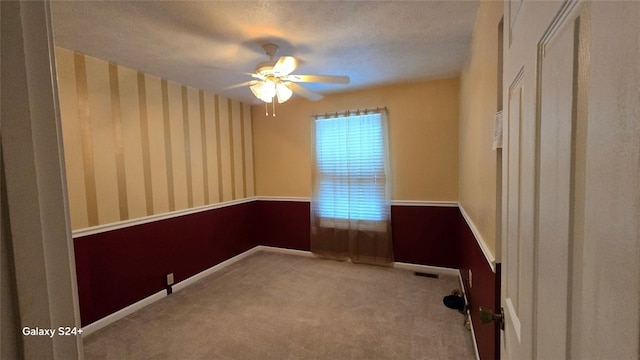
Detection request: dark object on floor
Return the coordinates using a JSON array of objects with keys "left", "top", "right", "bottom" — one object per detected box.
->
[{"left": 443, "top": 289, "right": 466, "bottom": 314}]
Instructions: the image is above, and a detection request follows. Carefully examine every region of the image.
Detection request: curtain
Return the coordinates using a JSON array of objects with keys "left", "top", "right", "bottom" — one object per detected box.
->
[{"left": 310, "top": 108, "right": 393, "bottom": 265}]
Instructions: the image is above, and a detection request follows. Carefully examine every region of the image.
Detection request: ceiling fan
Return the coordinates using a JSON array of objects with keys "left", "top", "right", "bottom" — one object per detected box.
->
[{"left": 227, "top": 43, "right": 350, "bottom": 103}]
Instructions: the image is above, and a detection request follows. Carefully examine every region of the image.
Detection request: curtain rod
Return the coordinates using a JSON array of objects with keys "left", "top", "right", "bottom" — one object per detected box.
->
[{"left": 312, "top": 106, "right": 387, "bottom": 119}]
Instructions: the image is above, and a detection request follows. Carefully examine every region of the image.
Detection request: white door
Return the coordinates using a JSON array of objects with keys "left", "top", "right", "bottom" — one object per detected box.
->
[
  {"left": 501, "top": 1, "right": 586, "bottom": 359},
  {"left": 501, "top": 1, "right": 640, "bottom": 359}
]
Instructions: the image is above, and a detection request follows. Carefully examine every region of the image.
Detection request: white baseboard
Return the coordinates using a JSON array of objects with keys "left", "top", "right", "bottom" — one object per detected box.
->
[
  {"left": 81, "top": 245, "right": 262, "bottom": 337},
  {"left": 457, "top": 272, "right": 481, "bottom": 360},
  {"left": 393, "top": 261, "right": 460, "bottom": 277},
  {"left": 172, "top": 246, "right": 262, "bottom": 292},
  {"left": 81, "top": 290, "right": 166, "bottom": 337},
  {"left": 258, "top": 246, "right": 462, "bottom": 277},
  {"left": 81, "top": 245, "right": 474, "bottom": 344},
  {"left": 256, "top": 245, "right": 316, "bottom": 257},
  {"left": 468, "top": 306, "right": 482, "bottom": 360}
]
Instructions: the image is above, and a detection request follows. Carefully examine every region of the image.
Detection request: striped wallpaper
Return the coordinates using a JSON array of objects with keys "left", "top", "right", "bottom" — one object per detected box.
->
[{"left": 55, "top": 47, "right": 255, "bottom": 230}]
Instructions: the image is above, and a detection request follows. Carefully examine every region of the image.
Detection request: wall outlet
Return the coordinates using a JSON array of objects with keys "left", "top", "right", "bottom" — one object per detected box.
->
[
  {"left": 166, "top": 273, "right": 174, "bottom": 286},
  {"left": 468, "top": 269, "right": 473, "bottom": 289}
]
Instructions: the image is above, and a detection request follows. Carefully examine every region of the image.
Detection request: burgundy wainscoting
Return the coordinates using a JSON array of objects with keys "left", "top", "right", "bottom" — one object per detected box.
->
[
  {"left": 254, "top": 201, "right": 464, "bottom": 266},
  {"left": 391, "top": 205, "right": 462, "bottom": 268},
  {"left": 75, "top": 196, "right": 500, "bottom": 360},
  {"left": 74, "top": 201, "right": 257, "bottom": 326},
  {"left": 458, "top": 211, "right": 498, "bottom": 360},
  {"left": 255, "top": 200, "right": 311, "bottom": 251}
]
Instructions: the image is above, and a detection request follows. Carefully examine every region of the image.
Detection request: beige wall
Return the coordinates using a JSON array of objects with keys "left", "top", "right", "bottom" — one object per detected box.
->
[
  {"left": 55, "top": 47, "right": 255, "bottom": 230},
  {"left": 458, "top": 0, "right": 503, "bottom": 256},
  {"left": 252, "top": 79, "right": 460, "bottom": 201}
]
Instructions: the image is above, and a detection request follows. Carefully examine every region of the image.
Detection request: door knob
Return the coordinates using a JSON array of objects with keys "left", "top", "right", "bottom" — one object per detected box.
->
[{"left": 479, "top": 306, "right": 504, "bottom": 330}]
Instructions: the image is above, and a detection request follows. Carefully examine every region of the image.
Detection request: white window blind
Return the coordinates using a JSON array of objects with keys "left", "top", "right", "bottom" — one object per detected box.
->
[{"left": 314, "top": 111, "right": 388, "bottom": 226}]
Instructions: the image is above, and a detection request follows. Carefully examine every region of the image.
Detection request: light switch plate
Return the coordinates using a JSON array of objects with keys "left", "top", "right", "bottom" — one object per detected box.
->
[{"left": 166, "top": 273, "right": 174, "bottom": 286}]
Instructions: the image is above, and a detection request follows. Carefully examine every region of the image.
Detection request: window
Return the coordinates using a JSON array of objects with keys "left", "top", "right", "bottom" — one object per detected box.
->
[{"left": 312, "top": 110, "right": 390, "bottom": 229}]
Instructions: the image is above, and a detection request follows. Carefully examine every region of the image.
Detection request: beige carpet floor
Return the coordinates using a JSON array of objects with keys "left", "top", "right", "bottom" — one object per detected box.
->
[{"left": 83, "top": 251, "right": 475, "bottom": 359}]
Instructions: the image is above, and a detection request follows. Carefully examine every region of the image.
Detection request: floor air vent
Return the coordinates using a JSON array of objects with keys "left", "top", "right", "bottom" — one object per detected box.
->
[{"left": 414, "top": 271, "right": 439, "bottom": 279}]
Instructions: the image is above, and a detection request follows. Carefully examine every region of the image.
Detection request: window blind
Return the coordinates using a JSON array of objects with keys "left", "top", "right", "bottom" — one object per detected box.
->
[{"left": 314, "top": 112, "right": 387, "bottom": 223}]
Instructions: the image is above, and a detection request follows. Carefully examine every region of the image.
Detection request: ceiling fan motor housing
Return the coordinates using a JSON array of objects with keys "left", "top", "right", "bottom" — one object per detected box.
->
[
  {"left": 262, "top": 43, "right": 280, "bottom": 60},
  {"left": 255, "top": 61, "right": 278, "bottom": 77}
]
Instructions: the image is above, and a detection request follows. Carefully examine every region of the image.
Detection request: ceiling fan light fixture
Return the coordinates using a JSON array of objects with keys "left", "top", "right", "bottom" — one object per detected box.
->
[
  {"left": 275, "top": 82, "right": 293, "bottom": 103},
  {"left": 250, "top": 80, "right": 276, "bottom": 103}
]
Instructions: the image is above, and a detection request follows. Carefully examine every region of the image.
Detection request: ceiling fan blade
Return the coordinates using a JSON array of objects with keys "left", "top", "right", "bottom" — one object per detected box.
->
[
  {"left": 273, "top": 56, "right": 298, "bottom": 76},
  {"left": 284, "top": 74, "right": 350, "bottom": 84},
  {"left": 288, "top": 82, "right": 323, "bottom": 101},
  {"left": 222, "top": 80, "right": 258, "bottom": 90}
]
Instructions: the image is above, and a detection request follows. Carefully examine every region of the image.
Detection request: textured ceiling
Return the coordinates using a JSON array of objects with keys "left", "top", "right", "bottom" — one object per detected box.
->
[{"left": 50, "top": 1, "right": 480, "bottom": 104}]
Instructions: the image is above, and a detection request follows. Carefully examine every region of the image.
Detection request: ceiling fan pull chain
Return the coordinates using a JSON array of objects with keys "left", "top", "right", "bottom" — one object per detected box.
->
[
  {"left": 265, "top": 102, "right": 268, "bottom": 116},
  {"left": 272, "top": 97, "right": 276, "bottom": 117}
]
